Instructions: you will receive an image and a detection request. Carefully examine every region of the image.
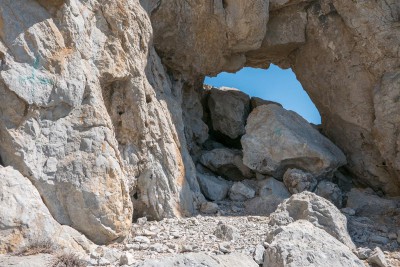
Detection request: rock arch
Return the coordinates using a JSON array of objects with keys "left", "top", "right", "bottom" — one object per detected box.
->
[{"left": 149, "top": 0, "right": 400, "bottom": 196}]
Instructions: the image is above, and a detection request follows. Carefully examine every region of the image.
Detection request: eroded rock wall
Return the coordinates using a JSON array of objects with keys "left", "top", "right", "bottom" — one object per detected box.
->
[
  {"left": 0, "top": 0, "right": 199, "bottom": 245},
  {"left": 1, "top": 0, "right": 399, "bottom": 249},
  {"left": 150, "top": 0, "right": 400, "bottom": 196}
]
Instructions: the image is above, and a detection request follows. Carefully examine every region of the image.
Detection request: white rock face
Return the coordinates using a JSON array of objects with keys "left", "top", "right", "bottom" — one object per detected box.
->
[
  {"left": 0, "top": 167, "right": 91, "bottom": 253},
  {"left": 269, "top": 192, "right": 355, "bottom": 250},
  {"left": 0, "top": 0, "right": 198, "bottom": 244},
  {"left": 242, "top": 105, "right": 347, "bottom": 178},
  {"left": 264, "top": 220, "right": 364, "bottom": 267}
]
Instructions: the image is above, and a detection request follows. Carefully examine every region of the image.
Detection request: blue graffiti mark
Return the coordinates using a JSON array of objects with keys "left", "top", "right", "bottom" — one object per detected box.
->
[{"left": 18, "top": 55, "right": 54, "bottom": 86}]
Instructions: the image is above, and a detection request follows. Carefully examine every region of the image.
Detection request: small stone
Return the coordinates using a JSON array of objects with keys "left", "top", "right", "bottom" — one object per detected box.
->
[
  {"left": 356, "top": 247, "right": 372, "bottom": 260},
  {"left": 283, "top": 168, "right": 317, "bottom": 194},
  {"left": 136, "top": 217, "right": 147, "bottom": 225},
  {"left": 125, "top": 243, "right": 140, "bottom": 251},
  {"left": 341, "top": 207, "right": 356, "bottom": 216},
  {"left": 139, "top": 244, "right": 149, "bottom": 250},
  {"left": 181, "top": 244, "right": 193, "bottom": 252},
  {"left": 219, "top": 242, "right": 232, "bottom": 253},
  {"left": 229, "top": 182, "right": 255, "bottom": 201},
  {"left": 98, "top": 257, "right": 111, "bottom": 265},
  {"left": 133, "top": 236, "right": 151, "bottom": 244},
  {"left": 369, "top": 235, "right": 389, "bottom": 245},
  {"left": 142, "top": 229, "right": 157, "bottom": 236},
  {"left": 214, "top": 222, "right": 240, "bottom": 241},
  {"left": 120, "top": 252, "right": 135, "bottom": 265},
  {"left": 231, "top": 205, "right": 242, "bottom": 213},
  {"left": 253, "top": 244, "right": 265, "bottom": 264},
  {"left": 189, "top": 218, "right": 199, "bottom": 225},
  {"left": 170, "top": 231, "right": 181, "bottom": 239},
  {"left": 200, "top": 202, "right": 219, "bottom": 214},
  {"left": 149, "top": 243, "right": 165, "bottom": 253},
  {"left": 388, "top": 232, "right": 397, "bottom": 240},
  {"left": 368, "top": 247, "right": 388, "bottom": 267}
]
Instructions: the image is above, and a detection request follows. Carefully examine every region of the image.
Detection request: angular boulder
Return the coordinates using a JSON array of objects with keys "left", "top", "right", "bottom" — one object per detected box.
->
[
  {"left": 264, "top": 220, "right": 364, "bottom": 267},
  {"left": 208, "top": 87, "right": 251, "bottom": 139},
  {"left": 200, "top": 148, "right": 254, "bottom": 181},
  {"left": 229, "top": 182, "right": 256, "bottom": 201},
  {"left": 269, "top": 191, "right": 355, "bottom": 250},
  {"left": 197, "top": 172, "right": 231, "bottom": 201},
  {"left": 258, "top": 177, "right": 291, "bottom": 198},
  {"left": 242, "top": 105, "right": 347, "bottom": 178}
]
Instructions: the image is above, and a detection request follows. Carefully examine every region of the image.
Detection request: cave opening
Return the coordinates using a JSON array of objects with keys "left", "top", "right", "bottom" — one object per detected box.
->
[
  {"left": 198, "top": 65, "right": 322, "bottom": 151},
  {"left": 205, "top": 65, "right": 321, "bottom": 125},
  {"left": 193, "top": 65, "right": 349, "bottom": 216}
]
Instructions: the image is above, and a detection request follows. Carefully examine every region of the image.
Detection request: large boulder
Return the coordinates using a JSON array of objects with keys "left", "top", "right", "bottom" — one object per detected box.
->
[
  {"left": 132, "top": 252, "right": 258, "bottom": 267},
  {"left": 264, "top": 220, "right": 364, "bottom": 267},
  {"left": 200, "top": 148, "right": 254, "bottom": 181},
  {"left": 0, "top": 167, "right": 92, "bottom": 254},
  {"left": 242, "top": 105, "right": 347, "bottom": 178},
  {"left": 269, "top": 191, "right": 355, "bottom": 250},
  {"left": 207, "top": 87, "right": 251, "bottom": 139}
]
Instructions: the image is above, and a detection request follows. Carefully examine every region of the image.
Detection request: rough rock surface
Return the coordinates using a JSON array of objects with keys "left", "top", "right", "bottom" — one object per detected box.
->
[
  {"left": 1, "top": 0, "right": 400, "bottom": 263},
  {"left": 0, "top": 166, "right": 91, "bottom": 254},
  {"left": 269, "top": 192, "right": 355, "bottom": 249},
  {"left": 283, "top": 168, "right": 317, "bottom": 193},
  {"left": 207, "top": 87, "right": 251, "bottom": 139},
  {"left": 132, "top": 252, "right": 258, "bottom": 267},
  {"left": 229, "top": 182, "right": 256, "bottom": 201},
  {"left": 264, "top": 220, "right": 364, "bottom": 267},
  {"left": 197, "top": 172, "right": 231, "bottom": 201},
  {"left": 200, "top": 148, "right": 253, "bottom": 181},
  {"left": 150, "top": 0, "right": 269, "bottom": 76},
  {"left": 315, "top": 180, "right": 343, "bottom": 208},
  {"left": 150, "top": 0, "right": 400, "bottom": 196},
  {"left": 0, "top": 0, "right": 200, "bottom": 245},
  {"left": 242, "top": 105, "right": 347, "bottom": 178},
  {"left": 346, "top": 188, "right": 400, "bottom": 216}
]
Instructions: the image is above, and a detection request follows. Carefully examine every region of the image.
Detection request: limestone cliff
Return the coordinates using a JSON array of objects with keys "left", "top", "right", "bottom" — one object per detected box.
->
[{"left": 0, "top": 0, "right": 399, "bottom": 249}]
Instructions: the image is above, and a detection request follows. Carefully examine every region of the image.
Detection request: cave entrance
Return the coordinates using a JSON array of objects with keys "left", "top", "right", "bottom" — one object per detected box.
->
[
  {"left": 194, "top": 66, "right": 345, "bottom": 216},
  {"left": 205, "top": 65, "right": 321, "bottom": 124}
]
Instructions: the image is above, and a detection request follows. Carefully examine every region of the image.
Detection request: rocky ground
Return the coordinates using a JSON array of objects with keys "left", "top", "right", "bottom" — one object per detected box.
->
[{"left": 1, "top": 191, "right": 399, "bottom": 267}]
